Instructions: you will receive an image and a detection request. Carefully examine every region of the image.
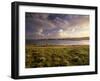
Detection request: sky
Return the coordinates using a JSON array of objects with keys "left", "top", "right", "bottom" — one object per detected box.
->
[{"left": 25, "top": 12, "right": 89, "bottom": 39}]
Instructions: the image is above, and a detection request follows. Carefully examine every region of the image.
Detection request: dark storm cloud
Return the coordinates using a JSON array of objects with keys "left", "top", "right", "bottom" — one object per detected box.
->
[{"left": 25, "top": 12, "right": 89, "bottom": 39}]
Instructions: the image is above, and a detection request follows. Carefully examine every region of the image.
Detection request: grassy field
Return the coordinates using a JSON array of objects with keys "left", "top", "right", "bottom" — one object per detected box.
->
[{"left": 25, "top": 45, "right": 89, "bottom": 68}]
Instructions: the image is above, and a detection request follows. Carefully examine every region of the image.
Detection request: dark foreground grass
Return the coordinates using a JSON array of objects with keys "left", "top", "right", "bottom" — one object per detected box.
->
[{"left": 25, "top": 45, "right": 89, "bottom": 68}]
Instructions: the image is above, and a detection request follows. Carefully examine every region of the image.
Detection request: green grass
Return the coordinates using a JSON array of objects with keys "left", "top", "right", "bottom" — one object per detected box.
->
[{"left": 25, "top": 45, "right": 89, "bottom": 68}]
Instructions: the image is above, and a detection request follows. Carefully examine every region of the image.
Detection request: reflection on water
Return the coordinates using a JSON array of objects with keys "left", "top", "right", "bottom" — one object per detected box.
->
[{"left": 26, "top": 39, "right": 89, "bottom": 45}]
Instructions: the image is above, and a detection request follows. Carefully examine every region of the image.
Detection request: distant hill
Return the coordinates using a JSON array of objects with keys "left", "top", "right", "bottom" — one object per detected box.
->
[
  {"left": 59, "top": 37, "right": 89, "bottom": 40},
  {"left": 26, "top": 37, "right": 89, "bottom": 41}
]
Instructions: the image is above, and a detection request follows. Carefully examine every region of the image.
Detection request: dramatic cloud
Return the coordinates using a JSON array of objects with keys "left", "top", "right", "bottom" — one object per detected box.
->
[{"left": 25, "top": 12, "right": 89, "bottom": 39}]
